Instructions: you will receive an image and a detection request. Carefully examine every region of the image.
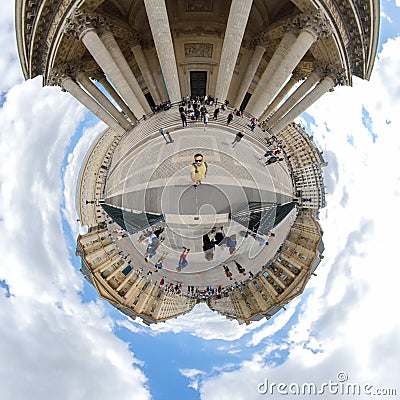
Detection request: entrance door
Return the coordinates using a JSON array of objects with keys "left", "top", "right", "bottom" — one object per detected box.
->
[
  {"left": 240, "top": 92, "right": 252, "bottom": 111},
  {"left": 144, "top": 92, "right": 156, "bottom": 110},
  {"left": 190, "top": 71, "right": 207, "bottom": 97}
]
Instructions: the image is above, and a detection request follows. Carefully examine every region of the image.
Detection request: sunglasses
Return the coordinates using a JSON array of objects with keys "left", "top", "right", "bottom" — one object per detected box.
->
[{"left": 194, "top": 159, "right": 203, "bottom": 162}]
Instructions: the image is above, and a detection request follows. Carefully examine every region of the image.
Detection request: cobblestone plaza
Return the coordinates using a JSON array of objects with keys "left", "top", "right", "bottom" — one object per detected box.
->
[{"left": 104, "top": 123, "right": 295, "bottom": 288}]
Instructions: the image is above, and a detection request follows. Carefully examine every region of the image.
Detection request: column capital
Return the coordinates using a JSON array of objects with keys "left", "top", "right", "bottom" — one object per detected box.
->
[
  {"left": 64, "top": 9, "right": 112, "bottom": 40},
  {"left": 288, "top": 11, "right": 331, "bottom": 39},
  {"left": 314, "top": 64, "right": 348, "bottom": 86},
  {"left": 326, "top": 67, "right": 348, "bottom": 86},
  {"left": 48, "top": 63, "right": 92, "bottom": 87},
  {"left": 47, "top": 65, "right": 71, "bottom": 87},
  {"left": 68, "top": 63, "right": 86, "bottom": 79},
  {"left": 91, "top": 68, "right": 106, "bottom": 82},
  {"left": 252, "top": 33, "right": 268, "bottom": 50},
  {"left": 291, "top": 68, "right": 306, "bottom": 82},
  {"left": 129, "top": 31, "right": 144, "bottom": 49}
]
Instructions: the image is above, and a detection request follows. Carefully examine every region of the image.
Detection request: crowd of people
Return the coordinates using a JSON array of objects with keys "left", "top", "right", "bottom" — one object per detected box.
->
[
  {"left": 97, "top": 92, "right": 291, "bottom": 300},
  {"left": 103, "top": 214, "right": 283, "bottom": 301},
  {"left": 160, "top": 96, "right": 288, "bottom": 168},
  {"left": 201, "top": 226, "right": 237, "bottom": 261},
  {"left": 150, "top": 93, "right": 289, "bottom": 175}
]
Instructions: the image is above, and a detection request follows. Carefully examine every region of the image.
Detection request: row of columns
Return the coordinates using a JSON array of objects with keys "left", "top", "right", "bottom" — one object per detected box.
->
[
  {"left": 264, "top": 69, "right": 323, "bottom": 125},
  {"left": 267, "top": 74, "right": 336, "bottom": 135},
  {"left": 245, "top": 12, "right": 331, "bottom": 119},
  {"left": 75, "top": 70, "right": 132, "bottom": 130},
  {"left": 246, "top": 30, "right": 298, "bottom": 116},
  {"left": 259, "top": 69, "right": 304, "bottom": 121},
  {"left": 58, "top": 73, "right": 127, "bottom": 136},
  {"left": 64, "top": 11, "right": 152, "bottom": 118},
  {"left": 55, "top": 5, "right": 339, "bottom": 135},
  {"left": 144, "top": 0, "right": 254, "bottom": 104},
  {"left": 93, "top": 72, "right": 137, "bottom": 123},
  {"left": 131, "top": 43, "right": 162, "bottom": 105},
  {"left": 50, "top": 9, "right": 168, "bottom": 134}
]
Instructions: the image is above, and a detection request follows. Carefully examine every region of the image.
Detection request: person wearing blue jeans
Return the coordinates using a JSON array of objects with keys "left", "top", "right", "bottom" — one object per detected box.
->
[{"left": 159, "top": 127, "right": 173, "bottom": 143}]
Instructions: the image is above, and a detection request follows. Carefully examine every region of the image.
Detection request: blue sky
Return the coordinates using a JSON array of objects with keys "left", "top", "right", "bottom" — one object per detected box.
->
[{"left": 1, "top": 1, "right": 400, "bottom": 399}]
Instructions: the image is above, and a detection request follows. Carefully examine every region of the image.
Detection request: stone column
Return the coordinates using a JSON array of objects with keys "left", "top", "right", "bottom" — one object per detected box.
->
[
  {"left": 233, "top": 43, "right": 265, "bottom": 109},
  {"left": 269, "top": 75, "right": 335, "bottom": 135},
  {"left": 116, "top": 270, "right": 137, "bottom": 291},
  {"left": 143, "top": 0, "right": 181, "bottom": 102},
  {"left": 99, "top": 29, "right": 152, "bottom": 114},
  {"left": 248, "top": 12, "right": 331, "bottom": 118},
  {"left": 131, "top": 42, "right": 162, "bottom": 105},
  {"left": 266, "top": 69, "right": 322, "bottom": 127},
  {"left": 105, "top": 262, "right": 130, "bottom": 280},
  {"left": 215, "top": 0, "right": 253, "bottom": 102},
  {"left": 124, "top": 278, "right": 143, "bottom": 303},
  {"left": 65, "top": 11, "right": 144, "bottom": 119},
  {"left": 75, "top": 69, "right": 132, "bottom": 130},
  {"left": 79, "top": 28, "right": 146, "bottom": 118},
  {"left": 246, "top": 30, "right": 297, "bottom": 115},
  {"left": 93, "top": 72, "right": 137, "bottom": 123},
  {"left": 260, "top": 70, "right": 304, "bottom": 121},
  {"left": 258, "top": 275, "right": 279, "bottom": 297},
  {"left": 54, "top": 72, "right": 125, "bottom": 135},
  {"left": 93, "top": 255, "right": 121, "bottom": 272},
  {"left": 275, "top": 260, "right": 296, "bottom": 279}
]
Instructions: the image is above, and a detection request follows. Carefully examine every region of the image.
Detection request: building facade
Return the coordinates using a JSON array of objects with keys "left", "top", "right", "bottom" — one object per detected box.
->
[
  {"left": 278, "top": 122, "right": 328, "bottom": 212},
  {"left": 208, "top": 210, "right": 324, "bottom": 324},
  {"left": 16, "top": 0, "right": 379, "bottom": 132},
  {"left": 77, "top": 228, "right": 196, "bottom": 324},
  {"left": 16, "top": 0, "right": 379, "bottom": 324}
]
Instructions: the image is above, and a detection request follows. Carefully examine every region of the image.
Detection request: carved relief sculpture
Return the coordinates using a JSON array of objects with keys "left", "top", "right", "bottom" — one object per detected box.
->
[
  {"left": 184, "top": 43, "right": 213, "bottom": 58},
  {"left": 186, "top": 0, "right": 213, "bottom": 12}
]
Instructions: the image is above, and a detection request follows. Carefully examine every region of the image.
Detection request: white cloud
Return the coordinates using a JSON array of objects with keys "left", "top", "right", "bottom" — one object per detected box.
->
[
  {"left": 217, "top": 344, "right": 242, "bottom": 354},
  {"left": 116, "top": 318, "right": 149, "bottom": 336},
  {"left": 0, "top": 78, "right": 150, "bottom": 400},
  {"left": 148, "top": 302, "right": 266, "bottom": 341},
  {"left": 62, "top": 120, "right": 107, "bottom": 239},
  {"left": 247, "top": 298, "right": 300, "bottom": 347},
  {"left": 179, "top": 368, "right": 204, "bottom": 390},
  {"left": 0, "top": 294, "right": 150, "bottom": 400},
  {"left": 2, "top": 7, "right": 399, "bottom": 400},
  {"left": 193, "top": 33, "right": 400, "bottom": 400},
  {"left": 0, "top": 0, "right": 24, "bottom": 93}
]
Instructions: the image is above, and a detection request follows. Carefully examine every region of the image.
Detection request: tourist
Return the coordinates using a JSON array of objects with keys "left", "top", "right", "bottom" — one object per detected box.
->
[
  {"left": 203, "top": 111, "right": 209, "bottom": 130},
  {"left": 234, "top": 260, "right": 246, "bottom": 275},
  {"left": 190, "top": 153, "right": 208, "bottom": 188},
  {"left": 144, "top": 236, "right": 164, "bottom": 261},
  {"left": 265, "top": 156, "right": 284, "bottom": 165},
  {"left": 154, "top": 252, "right": 168, "bottom": 272},
  {"left": 259, "top": 150, "right": 274, "bottom": 160},
  {"left": 180, "top": 111, "right": 188, "bottom": 127},
  {"left": 232, "top": 130, "right": 245, "bottom": 147},
  {"left": 159, "top": 127, "right": 173, "bottom": 144},
  {"left": 176, "top": 247, "right": 190, "bottom": 271},
  {"left": 227, "top": 111, "right": 233, "bottom": 125},
  {"left": 213, "top": 107, "right": 219, "bottom": 120},
  {"left": 202, "top": 234, "right": 216, "bottom": 261}
]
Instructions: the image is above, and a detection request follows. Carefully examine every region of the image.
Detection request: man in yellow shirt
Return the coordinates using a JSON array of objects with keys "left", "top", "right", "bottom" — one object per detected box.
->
[{"left": 190, "top": 153, "right": 208, "bottom": 188}]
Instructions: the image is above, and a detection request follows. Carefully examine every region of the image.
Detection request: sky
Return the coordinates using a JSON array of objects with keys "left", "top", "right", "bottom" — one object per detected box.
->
[{"left": 1, "top": 1, "right": 400, "bottom": 399}]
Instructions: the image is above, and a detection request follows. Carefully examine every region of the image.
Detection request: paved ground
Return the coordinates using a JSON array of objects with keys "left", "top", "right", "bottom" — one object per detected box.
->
[{"left": 104, "top": 125, "right": 296, "bottom": 289}]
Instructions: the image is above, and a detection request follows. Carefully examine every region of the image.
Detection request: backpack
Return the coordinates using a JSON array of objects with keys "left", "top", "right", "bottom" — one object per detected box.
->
[{"left": 192, "top": 161, "right": 208, "bottom": 173}]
